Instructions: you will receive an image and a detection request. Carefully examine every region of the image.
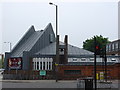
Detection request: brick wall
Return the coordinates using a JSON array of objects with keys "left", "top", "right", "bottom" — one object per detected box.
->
[
  {"left": 58, "top": 64, "right": 120, "bottom": 80},
  {"left": 4, "top": 63, "right": 120, "bottom": 80}
]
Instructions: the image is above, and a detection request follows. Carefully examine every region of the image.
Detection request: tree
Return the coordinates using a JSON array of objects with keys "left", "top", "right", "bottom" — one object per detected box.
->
[{"left": 83, "top": 35, "right": 110, "bottom": 52}]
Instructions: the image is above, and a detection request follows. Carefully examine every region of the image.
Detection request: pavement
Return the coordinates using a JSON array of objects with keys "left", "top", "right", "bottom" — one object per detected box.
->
[
  {"left": 0, "top": 73, "right": 119, "bottom": 89},
  {"left": 0, "top": 79, "right": 119, "bottom": 88},
  {"left": 0, "top": 79, "right": 77, "bottom": 83}
]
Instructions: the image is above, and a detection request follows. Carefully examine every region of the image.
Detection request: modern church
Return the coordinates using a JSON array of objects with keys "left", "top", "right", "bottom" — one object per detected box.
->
[{"left": 4, "top": 23, "right": 120, "bottom": 80}]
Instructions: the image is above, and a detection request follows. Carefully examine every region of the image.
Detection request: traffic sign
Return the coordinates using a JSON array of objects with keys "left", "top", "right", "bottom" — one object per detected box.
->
[{"left": 40, "top": 70, "right": 46, "bottom": 76}]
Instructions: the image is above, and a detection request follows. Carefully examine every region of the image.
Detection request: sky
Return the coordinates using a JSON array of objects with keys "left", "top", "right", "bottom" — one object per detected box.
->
[{"left": 0, "top": 0, "right": 119, "bottom": 54}]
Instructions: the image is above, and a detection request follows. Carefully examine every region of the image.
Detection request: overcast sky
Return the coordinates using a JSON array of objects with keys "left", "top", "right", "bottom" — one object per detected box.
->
[{"left": 0, "top": 0, "right": 119, "bottom": 54}]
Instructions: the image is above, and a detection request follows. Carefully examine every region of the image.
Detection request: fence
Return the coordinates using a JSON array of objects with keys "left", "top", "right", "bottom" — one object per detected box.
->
[{"left": 3, "top": 74, "right": 54, "bottom": 80}]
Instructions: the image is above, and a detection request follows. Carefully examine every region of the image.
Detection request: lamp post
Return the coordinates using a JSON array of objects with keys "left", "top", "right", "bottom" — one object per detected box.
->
[
  {"left": 4, "top": 42, "right": 12, "bottom": 75},
  {"left": 4, "top": 42, "right": 12, "bottom": 52},
  {"left": 49, "top": 2, "right": 58, "bottom": 37},
  {"left": 49, "top": 2, "right": 58, "bottom": 82}
]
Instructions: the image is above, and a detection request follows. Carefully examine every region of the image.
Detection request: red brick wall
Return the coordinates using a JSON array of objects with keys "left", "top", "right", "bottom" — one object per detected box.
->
[
  {"left": 4, "top": 63, "right": 120, "bottom": 80},
  {"left": 58, "top": 64, "right": 120, "bottom": 80}
]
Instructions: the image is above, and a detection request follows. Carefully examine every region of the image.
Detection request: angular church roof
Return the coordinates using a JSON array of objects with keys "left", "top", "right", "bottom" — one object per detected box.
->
[
  {"left": 35, "top": 42, "right": 93, "bottom": 56},
  {"left": 10, "top": 23, "right": 93, "bottom": 58},
  {"left": 11, "top": 31, "right": 43, "bottom": 57},
  {"left": 11, "top": 23, "right": 54, "bottom": 57}
]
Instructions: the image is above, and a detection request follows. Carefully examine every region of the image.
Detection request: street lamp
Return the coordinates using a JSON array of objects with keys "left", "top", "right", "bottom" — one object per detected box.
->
[
  {"left": 49, "top": 2, "right": 58, "bottom": 37},
  {"left": 49, "top": 2, "right": 58, "bottom": 82},
  {"left": 4, "top": 42, "right": 12, "bottom": 52}
]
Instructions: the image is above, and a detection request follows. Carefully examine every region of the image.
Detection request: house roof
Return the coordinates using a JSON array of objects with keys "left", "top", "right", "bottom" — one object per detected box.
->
[{"left": 35, "top": 41, "right": 93, "bottom": 56}]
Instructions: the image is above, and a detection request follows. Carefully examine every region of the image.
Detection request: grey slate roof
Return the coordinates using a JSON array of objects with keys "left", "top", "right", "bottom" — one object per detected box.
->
[
  {"left": 35, "top": 42, "right": 93, "bottom": 56},
  {"left": 11, "top": 31, "right": 43, "bottom": 57}
]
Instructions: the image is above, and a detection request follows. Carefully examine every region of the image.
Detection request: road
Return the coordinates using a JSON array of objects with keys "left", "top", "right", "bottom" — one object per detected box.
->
[
  {"left": 1, "top": 80, "right": 119, "bottom": 89},
  {"left": 2, "top": 80, "right": 77, "bottom": 88},
  {"left": 0, "top": 72, "right": 119, "bottom": 89}
]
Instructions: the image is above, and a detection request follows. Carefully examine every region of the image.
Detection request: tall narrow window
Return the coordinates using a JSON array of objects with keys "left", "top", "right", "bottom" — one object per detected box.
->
[
  {"left": 49, "top": 34, "right": 54, "bottom": 43},
  {"left": 40, "top": 62, "right": 42, "bottom": 70},
  {"left": 106, "top": 45, "right": 109, "bottom": 52},
  {"left": 109, "top": 44, "right": 111, "bottom": 51},
  {"left": 112, "top": 43, "right": 114, "bottom": 51},
  {"left": 43, "top": 62, "right": 45, "bottom": 70},
  {"left": 37, "top": 62, "right": 39, "bottom": 70},
  {"left": 47, "top": 62, "right": 48, "bottom": 70}
]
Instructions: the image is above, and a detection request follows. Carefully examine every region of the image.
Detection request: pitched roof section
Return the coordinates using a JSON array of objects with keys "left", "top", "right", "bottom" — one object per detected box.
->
[
  {"left": 11, "top": 26, "right": 35, "bottom": 54},
  {"left": 35, "top": 42, "right": 93, "bottom": 56},
  {"left": 11, "top": 31, "right": 43, "bottom": 57},
  {"left": 10, "top": 23, "right": 55, "bottom": 57},
  {"left": 10, "top": 26, "right": 44, "bottom": 57}
]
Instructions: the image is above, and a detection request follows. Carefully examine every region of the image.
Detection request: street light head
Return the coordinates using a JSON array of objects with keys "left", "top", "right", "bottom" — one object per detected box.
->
[
  {"left": 49, "top": 2, "right": 53, "bottom": 5},
  {"left": 4, "top": 42, "right": 10, "bottom": 43}
]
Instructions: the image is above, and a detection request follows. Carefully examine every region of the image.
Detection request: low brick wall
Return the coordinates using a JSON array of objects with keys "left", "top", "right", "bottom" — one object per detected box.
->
[{"left": 3, "top": 63, "right": 120, "bottom": 80}]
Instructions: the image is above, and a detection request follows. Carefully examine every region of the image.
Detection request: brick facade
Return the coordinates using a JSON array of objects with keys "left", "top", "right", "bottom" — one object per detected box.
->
[
  {"left": 4, "top": 63, "right": 120, "bottom": 80},
  {"left": 57, "top": 63, "right": 120, "bottom": 80}
]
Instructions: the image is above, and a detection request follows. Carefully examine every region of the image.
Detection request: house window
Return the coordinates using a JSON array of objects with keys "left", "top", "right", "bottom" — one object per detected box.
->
[
  {"left": 32, "top": 58, "right": 53, "bottom": 71},
  {"left": 112, "top": 43, "right": 114, "bottom": 51},
  {"left": 49, "top": 34, "right": 54, "bottom": 43},
  {"left": 111, "top": 58, "right": 116, "bottom": 62},
  {"left": 119, "top": 42, "right": 120, "bottom": 50},
  {"left": 73, "top": 58, "right": 77, "bottom": 62},
  {"left": 81, "top": 58, "right": 86, "bottom": 61},
  {"left": 40, "top": 62, "right": 42, "bottom": 70},
  {"left": 109, "top": 44, "right": 111, "bottom": 51},
  {"left": 64, "top": 70, "right": 81, "bottom": 75},
  {"left": 46, "top": 62, "right": 48, "bottom": 70},
  {"left": 115, "top": 42, "right": 118, "bottom": 50},
  {"left": 37, "top": 62, "right": 39, "bottom": 70},
  {"left": 106, "top": 45, "right": 109, "bottom": 52},
  {"left": 43, "top": 62, "right": 45, "bottom": 70},
  {"left": 90, "top": 58, "right": 94, "bottom": 61}
]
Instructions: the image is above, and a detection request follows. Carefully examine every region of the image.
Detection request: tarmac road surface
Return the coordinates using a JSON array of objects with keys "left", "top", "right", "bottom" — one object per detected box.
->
[{"left": 1, "top": 80, "right": 119, "bottom": 89}]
